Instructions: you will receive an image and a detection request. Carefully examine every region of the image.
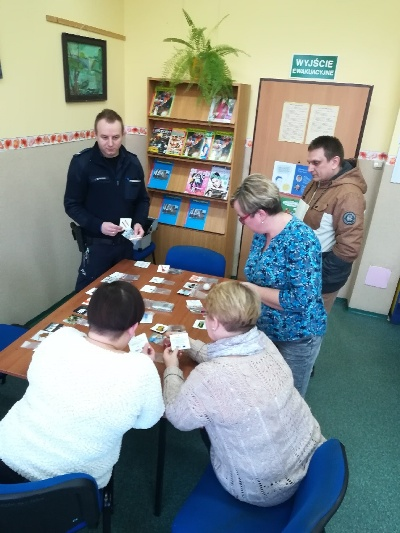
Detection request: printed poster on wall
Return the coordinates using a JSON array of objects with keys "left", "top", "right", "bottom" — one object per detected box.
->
[{"left": 272, "top": 161, "right": 312, "bottom": 197}]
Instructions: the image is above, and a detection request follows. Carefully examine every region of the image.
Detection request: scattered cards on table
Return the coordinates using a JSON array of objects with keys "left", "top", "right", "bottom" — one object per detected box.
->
[
  {"left": 184, "top": 282, "right": 198, "bottom": 289},
  {"left": 150, "top": 323, "right": 169, "bottom": 334},
  {"left": 140, "top": 311, "right": 154, "bottom": 324},
  {"left": 170, "top": 332, "right": 191, "bottom": 350},
  {"left": 157, "top": 265, "right": 170, "bottom": 273},
  {"left": 177, "top": 289, "right": 192, "bottom": 296},
  {"left": 149, "top": 277, "right": 175, "bottom": 285},
  {"left": 135, "top": 261, "right": 151, "bottom": 268},
  {"left": 143, "top": 299, "right": 174, "bottom": 312},
  {"left": 73, "top": 305, "right": 88, "bottom": 316},
  {"left": 86, "top": 287, "right": 97, "bottom": 295},
  {"left": 193, "top": 319, "right": 206, "bottom": 329},
  {"left": 63, "top": 315, "right": 89, "bottom": 327},
  {"left": 102, "top": 272, "right": 140, "bottom": 283},
  {"left": 186, "top": 300, "right": 205, "bottom": 314}
]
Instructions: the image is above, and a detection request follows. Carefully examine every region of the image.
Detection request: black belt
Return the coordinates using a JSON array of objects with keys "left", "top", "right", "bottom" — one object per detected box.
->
[{"left": 88, "top": 236, "right": 127, "bottom": 246}]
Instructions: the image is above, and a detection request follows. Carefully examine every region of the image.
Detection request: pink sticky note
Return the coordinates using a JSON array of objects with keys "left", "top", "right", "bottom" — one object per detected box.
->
[{"left": 364, "top": 266, "right": 391, "bottom": 289}]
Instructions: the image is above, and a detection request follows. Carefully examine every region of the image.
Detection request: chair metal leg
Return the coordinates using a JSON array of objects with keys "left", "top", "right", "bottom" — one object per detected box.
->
[
  {"left": 102, "top": 471, "right": 114, "bottom": 533},
  {"left": 154, "top": 417, "right": 167, "bottom": 516}
]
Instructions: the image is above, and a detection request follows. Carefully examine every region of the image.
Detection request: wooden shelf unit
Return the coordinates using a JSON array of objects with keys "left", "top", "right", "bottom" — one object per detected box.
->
[{"left": 146, "top": 78, "right": 250, "bottom": 276}]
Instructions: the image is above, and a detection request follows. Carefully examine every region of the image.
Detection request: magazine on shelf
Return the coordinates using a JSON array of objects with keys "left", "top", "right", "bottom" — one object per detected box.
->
[
  {"left": 158, "top": 196, "right": 182, "bottom": 225},
  {"left": 204, "top": 166, "right": 230, "bottom": 200},
  {"left": 208, "top": 132, "right": 234, "bottom": 163},
  {"left": 199, "top": 131, "right": 214, "bottom": 160},
  {"left": 183, "top": 129, "right": 207, "bottom": 158},
  {"left": 184, "top": 198, "right": 210, "bottom": 231},
  {"left": 149, "top": 86, "right": 175, "bottom": 117},
  {"left": 148, "top": 127, "right": 172, "bottom": 155},
  {"left": 207, "top": 97, "right": 236, "bottom": 123},
  {"left": 148, "top": 160, "right": 174, "bottom": 190},
  {"left": 165, "top": 128, "right": 187, "bottom": 156},
  {"left": 184, "top": 168, "right": 211, "bottom": 196}
]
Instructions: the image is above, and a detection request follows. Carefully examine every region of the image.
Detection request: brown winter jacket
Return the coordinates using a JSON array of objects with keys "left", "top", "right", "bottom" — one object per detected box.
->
[{"left": 301, "top": 160, "right": 367, "bottom": 293}]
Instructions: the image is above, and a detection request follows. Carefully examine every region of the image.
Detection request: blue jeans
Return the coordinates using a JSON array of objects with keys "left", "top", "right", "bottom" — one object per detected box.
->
[{"left": 274, "top": 336, "right": 323, "bottom": 397}]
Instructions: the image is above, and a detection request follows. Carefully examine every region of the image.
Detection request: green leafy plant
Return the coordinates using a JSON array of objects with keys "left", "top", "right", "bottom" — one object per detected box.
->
[{"left": 162, "top": 10, "right": 248, "bottom": 103}]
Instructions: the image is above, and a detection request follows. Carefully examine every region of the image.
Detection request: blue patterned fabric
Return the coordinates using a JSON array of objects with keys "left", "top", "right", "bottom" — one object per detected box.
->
[{"left": 244, "top": 217, "right": 327, "bottom": 342}]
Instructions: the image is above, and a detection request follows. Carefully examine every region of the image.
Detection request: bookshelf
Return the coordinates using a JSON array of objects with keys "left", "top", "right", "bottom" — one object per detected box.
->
[{"left": 146, "top": 78, "right": 250, "bottom": 276}]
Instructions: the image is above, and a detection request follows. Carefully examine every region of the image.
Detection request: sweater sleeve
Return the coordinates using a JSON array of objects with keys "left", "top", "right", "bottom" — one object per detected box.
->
[
  {"left": 132, "top": 357, "right": 165, "bottom": 429},
  {"left": 163, "top": 366, "right": 209, "bottom": 431}
]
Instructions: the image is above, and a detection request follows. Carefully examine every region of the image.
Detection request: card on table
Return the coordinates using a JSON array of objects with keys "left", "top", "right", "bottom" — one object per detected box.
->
[
  {"left": 189, "top": 275, "right": 203, "bottom": 282},
  {"left": 63, "top": 315, "right": 89, "bottom": 327},
  {"left": 73, "top": 305, "right": 88, "bottom": 316},
  {"left": 157, "top": 265, "right": 170, "bottom": 273},
  {"left": 140, "top": 311, "right": 154, "bottom": 324},
  {"left": 193, "top": 319, "right": 206, "bottom": 329},
  {"left": 135, "top": 261, "right": 151, "bottom": 268},
  {"left": 86, "top": 288, "right": 97, "bottom": 295},
  {"left": 184, "top": 282, "right": 198, "bottom": 290},
  {"left": 150, "top": 323, "right": 169, "bottom": 334},
  {"left": 177, "top": 289, "right": 191, "bottom": 296},
  {"left": 170, "top": 332, "right": 191, "bottom": 350}
]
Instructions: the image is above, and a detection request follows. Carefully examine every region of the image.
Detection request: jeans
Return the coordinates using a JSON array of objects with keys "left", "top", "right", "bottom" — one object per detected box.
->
[{"left": 274, "top": 336, "right": 323, "bottom": 397}]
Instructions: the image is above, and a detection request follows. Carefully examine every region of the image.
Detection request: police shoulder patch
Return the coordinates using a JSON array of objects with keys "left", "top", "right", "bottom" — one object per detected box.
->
[{"left": 343, "top": 212, "right": 356, "bottom": 225}]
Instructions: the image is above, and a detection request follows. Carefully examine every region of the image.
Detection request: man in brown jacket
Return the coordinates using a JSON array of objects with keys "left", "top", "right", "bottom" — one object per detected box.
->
[{"left": 295, "top": 136, "right": 367, "bottom": 312}]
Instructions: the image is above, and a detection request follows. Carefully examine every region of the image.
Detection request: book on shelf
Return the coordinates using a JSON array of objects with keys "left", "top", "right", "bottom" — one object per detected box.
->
[
  {"left": 184, "top": 198, "right": 210, "bottom": 231},
  {"left": 148, "top": 160, "right": 174, "bottom": 190},
  {"left": 149, "top": 86, "right": 175, "bottom": 117},
  {"left": 184, "top": 168, "right": 211, "bottom": 196},
  {"left": 207, "top": 97, "right": 236, "bottom": 123},
  {"left": 165, "top": 128, "right": 187, "bottom": 156},
  {"left": 158, "top": 196, "right": 182, "bottom": 225},
  {"left": 183, "top": 129, "right": 208, "bottom": 159},
  {"left": 148, "top": 127, "right": 172, "bottom": 155},
  {"left": 204, "top": 166, "right": 230, "bottom": 200},
  {"left": 199, "top": 130, "right": 214, "bottom": 160},
  {"left": 208, "top": 132, "right": 234, "bottom": 163}
]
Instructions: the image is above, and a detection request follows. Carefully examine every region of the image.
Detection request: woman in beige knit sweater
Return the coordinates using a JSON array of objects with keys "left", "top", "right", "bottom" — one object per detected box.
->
[{"left": 162, "top": 281, "right": 324, "bottom": 507}]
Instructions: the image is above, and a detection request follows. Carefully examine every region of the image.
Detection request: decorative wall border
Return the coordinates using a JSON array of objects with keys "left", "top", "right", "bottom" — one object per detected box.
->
[{"left": 0, "top": 128, "right": 395, "bottom": 163}]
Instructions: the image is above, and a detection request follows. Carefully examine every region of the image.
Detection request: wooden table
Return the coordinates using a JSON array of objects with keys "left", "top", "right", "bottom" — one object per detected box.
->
[
  {"left": 0, "top": 258, "right": 223, "bottom": 515},
  {"left": 0, "top": 259, "right": 213, "bottom": 379}
]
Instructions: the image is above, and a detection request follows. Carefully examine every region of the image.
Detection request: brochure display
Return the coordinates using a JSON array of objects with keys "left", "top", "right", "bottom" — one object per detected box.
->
[{"left": 146, "top": 78, "right": 250, "bottom": 275}]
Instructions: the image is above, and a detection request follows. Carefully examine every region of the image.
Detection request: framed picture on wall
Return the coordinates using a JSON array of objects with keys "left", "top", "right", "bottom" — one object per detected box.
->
[{"left": 61, "top": 33, "right": 107, "bottom": 102}]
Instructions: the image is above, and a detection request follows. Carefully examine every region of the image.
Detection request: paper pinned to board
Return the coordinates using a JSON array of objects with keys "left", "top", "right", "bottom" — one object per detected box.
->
[{"left": 364, "top": 266, "right": 391, "bottom": 289}]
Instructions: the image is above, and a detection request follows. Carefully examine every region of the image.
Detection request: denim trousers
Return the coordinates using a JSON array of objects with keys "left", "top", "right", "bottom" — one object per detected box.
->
[{"left": 273, "top": 336, "right": 323, "bottom": 397}]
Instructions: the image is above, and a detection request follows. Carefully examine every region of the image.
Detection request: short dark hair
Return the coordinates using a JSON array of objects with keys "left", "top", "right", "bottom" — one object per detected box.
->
[
  {"left": 94, "top": 109, "right": 124, "bottom": 134},
  {"left": 87, "top": 281, "right": 144, "bottom": 338},
  {"left": 308, "top": 136, "right": 344, "bottom": 166}
]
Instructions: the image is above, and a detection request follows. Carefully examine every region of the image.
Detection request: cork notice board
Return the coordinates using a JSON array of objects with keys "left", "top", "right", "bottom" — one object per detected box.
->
[{"left": 237, "top": 78, "right": 373, "bottom": 279}]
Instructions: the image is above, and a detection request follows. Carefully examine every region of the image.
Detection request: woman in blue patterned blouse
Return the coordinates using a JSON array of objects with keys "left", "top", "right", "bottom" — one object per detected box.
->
[{"left": 231, "top": 174, "right": 327, "bottom": 396}]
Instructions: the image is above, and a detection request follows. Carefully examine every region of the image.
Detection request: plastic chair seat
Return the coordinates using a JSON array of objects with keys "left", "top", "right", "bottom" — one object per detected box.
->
[{"left": 172, "top": 439, "right": 348, "bottom": 533}]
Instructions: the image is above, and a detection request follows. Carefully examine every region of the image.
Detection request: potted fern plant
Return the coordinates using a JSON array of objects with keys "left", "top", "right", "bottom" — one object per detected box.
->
[{"left": 162, "top": 10, "right": 248, "bottom": 104}]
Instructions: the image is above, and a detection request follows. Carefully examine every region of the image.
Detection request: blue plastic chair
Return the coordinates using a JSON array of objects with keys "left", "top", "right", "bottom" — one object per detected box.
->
[
  {"left": 0, "top": 471, "right": 113, "bottom": 533},
  {"left": 133, "top": 240, "right": 156, "bottom": 263},
  {"left": 165, "top": 245, "right": 226, "bottom": 277},
  {"left": 0, "top": 324, "right": 27, "bottom": 384},
  {"left": 172, "top": 438, "right": 348, "bottom": 533}
]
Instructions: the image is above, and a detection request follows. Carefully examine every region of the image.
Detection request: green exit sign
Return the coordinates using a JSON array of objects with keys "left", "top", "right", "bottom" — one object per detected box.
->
[{"left": 290, "top": 55, "right": 338, "bottom": 80}]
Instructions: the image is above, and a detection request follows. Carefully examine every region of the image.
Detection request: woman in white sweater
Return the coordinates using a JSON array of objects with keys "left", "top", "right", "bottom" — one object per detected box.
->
[
  {"left": 0, "top": 281, "right": 164, "bottom": 487},
  {"left": 163, "top": 281, "right": 324, "bottom": 507}
]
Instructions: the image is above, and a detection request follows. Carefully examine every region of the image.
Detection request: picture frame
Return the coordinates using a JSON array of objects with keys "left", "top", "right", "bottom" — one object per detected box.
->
[{"left": 61, "top": 32, "right": 107, "bottom": 102}]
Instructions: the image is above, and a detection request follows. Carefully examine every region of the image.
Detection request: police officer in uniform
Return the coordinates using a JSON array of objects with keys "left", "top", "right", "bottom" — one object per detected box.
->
[{"left": 64, "top": 109, "right": 149, "bottom": 291}]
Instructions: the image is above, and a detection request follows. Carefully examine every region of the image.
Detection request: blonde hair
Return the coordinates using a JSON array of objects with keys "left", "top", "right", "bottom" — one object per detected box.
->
[
  {"left": 204, "top": 281, "right": 260, "bottom": 332},
  {"left": 230, "top": 173, "right": 282, "bottom": 215}
]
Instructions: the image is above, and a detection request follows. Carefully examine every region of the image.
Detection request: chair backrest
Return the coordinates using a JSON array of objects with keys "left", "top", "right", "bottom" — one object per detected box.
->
[
  {"left": 284, "top": 438, "right": 349, "bottom": 533},
  {"left": 0, "top": 324, "right": 27, "bottom": 351},
  {"left": 0, "top": 473, "right": 101, "bottom": 533},
  {"left": 165, "top": 245, "right": 226, "bottom": 277}
]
